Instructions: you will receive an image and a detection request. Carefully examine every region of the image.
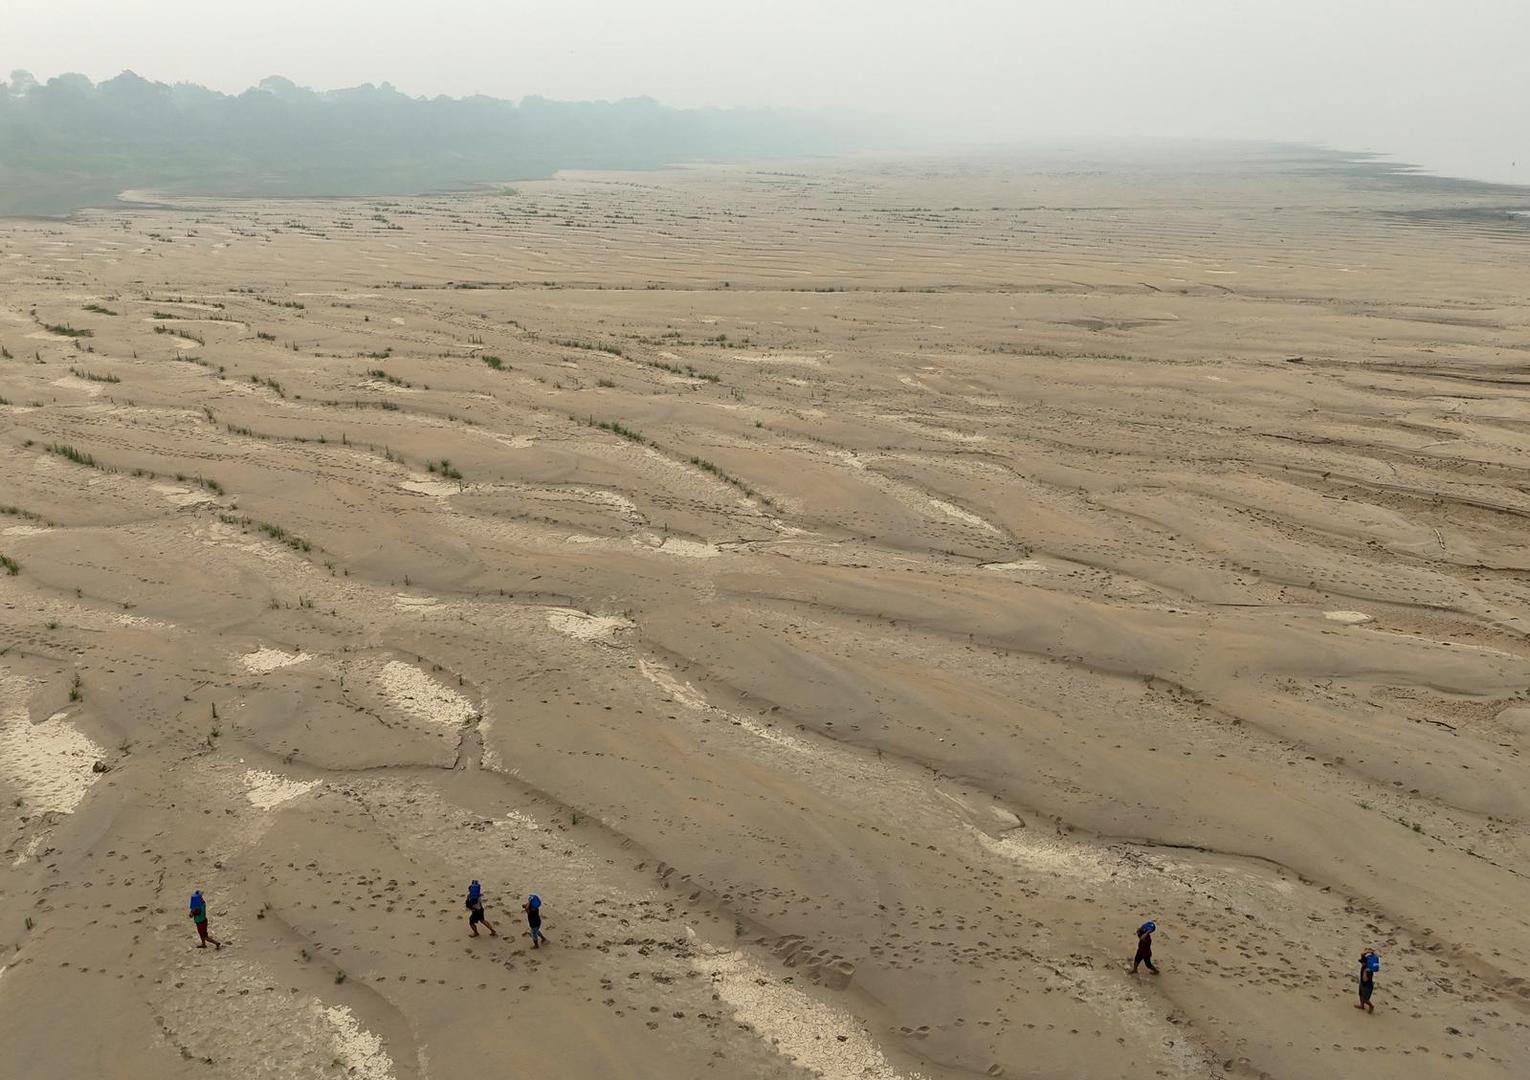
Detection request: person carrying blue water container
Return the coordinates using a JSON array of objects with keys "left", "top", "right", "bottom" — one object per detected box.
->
[
  {"left": 523, "top": 894, "right": 545, "bottom": 948},
  {"left": 465, "top": 879, "right": 497, "bottom": 938},
  {"left": 188, "top": 889, "right": 222, "bottom": 950},
  {"left": 1131, "top": 920, "right": 1158, "bottom": 974},
  {"left": 1355, "top": 949, "right": 1379, "bottom": 1012}
]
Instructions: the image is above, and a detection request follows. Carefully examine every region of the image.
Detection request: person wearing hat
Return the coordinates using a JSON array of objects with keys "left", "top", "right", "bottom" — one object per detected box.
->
[
  {"left": 1131, "top": 920, "right": 1158, "bottom": 974},
  {"left": 465, "top": 880, "right": 497, "bottom": 938},
  {"left": 523, "top": 894, "right": 545, "bottom": 948}
]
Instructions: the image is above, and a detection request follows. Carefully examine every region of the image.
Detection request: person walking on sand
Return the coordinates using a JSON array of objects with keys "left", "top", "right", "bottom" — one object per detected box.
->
[
  {"left": 1131, "top": 920, "right": 1158, "bottom": 974},
  {"left": 523, "top": 894, "right": 545, "bottom": 948},
  {"left": 189, "top": 889, "right": 221, "bottom": 950},
  {"left": 465, "top": 880, "right": 497, "bottom": 937},
  {"left": 1355, "top": 949, "right": 1379, "bottom": 1012}
]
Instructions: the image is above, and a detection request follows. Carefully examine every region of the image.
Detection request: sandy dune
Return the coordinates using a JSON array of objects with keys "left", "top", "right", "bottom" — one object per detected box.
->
[{"left": 2, "top": 147, "right": 1530, "bottom": 1078}]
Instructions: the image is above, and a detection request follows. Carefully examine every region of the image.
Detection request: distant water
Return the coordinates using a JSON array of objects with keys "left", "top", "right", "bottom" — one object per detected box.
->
[{"left": 1366, "top": 145, "right": 1530, "bottom": 191}]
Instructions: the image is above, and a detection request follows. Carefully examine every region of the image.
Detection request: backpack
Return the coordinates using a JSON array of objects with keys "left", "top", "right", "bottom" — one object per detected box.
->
[{"left": 1365, "top": 953, "right": 1380, "bottom": 974}]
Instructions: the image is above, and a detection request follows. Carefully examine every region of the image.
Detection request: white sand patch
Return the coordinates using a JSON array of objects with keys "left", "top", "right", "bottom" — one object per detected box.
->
[
  {"left": 653, "top": 537, "right": 723, "bottom": 559},
  {"left": 969, "top": 824, "right": 1120, "bottom": 884},
  {"left": 240, "top": 647, "right": 308, "bottom": 674},
  {"left": 928, "top": 498, "right": 1000, "bottom": 533},
  {"left": 2, "top": 525, "right": 51, "bottom": 538},
  {"left": 116, "top": 611, "right": 174, "bottom": 630},
  {"left": 0, "top": 686, "right": 106, "bottom": 815},
  {"left": 730, "top": 352, "right": 823, "bottom": 366},
  {"left": 390, "top": 316, "right": 406, "bottom": 324},
  {"left": 482, "top": 431, "right": 535, "bottom": 451},
  {"left": 399, "top": 477, "right": 460, "bottom": 496},
  {"left": 319, "top": 1005, "right": 396, "bottom": 1080},
  {"left": 639, "top": 659, "right": 809, "bottom": 754},
  {"left": 378, "top": 661, "right": 477, "bottom": 728},
  {"left": 243, "top": 769, "right": 320, "bottom": 809},
  {"left": 638, "top": 658, "right": 710, "bottom": 711},
  {"left": 546, "top": 608, "right": 633, "bottom": 644},
  {"left": 989, "top": 805, "right": 1023, "bottom": 826},
  {"left": 984, "top": 560, "right": 1046, "bottom": 572},
  {"left": 693, "top": 946, "right": 925, "bottom": 1080},
  {"left": 391, "top": 594, "right": 440, "bottom": 612},
  {"left": 151, "top": 483, "right": 216, "bottom": 507},
  {"left": 11, "top": 835, "right": 44, "bottom": 867},
  {"left": 50, "top": 375, "right": 105, "bottom": 396},
  {"left": 1324, "top": 610, "right": 1374, "bottom": 624}
]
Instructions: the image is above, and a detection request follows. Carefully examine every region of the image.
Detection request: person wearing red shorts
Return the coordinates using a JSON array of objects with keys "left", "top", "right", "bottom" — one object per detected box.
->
[{"left": 189, "top": 889, "right": 222, "bottom": 949}]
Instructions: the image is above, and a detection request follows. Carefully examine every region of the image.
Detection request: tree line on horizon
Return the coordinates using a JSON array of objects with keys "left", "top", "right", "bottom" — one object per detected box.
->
[{"left": 0, "top": 70, "right": 870, "bottom": 215}]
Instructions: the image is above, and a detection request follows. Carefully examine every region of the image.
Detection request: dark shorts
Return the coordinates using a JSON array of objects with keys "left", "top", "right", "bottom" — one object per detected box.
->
[
  {"left": 1359, "top": 981, "right": 1373, "bottom": 1001},
  {"left": 469, "top": 909, "right": 484, "bottom": 925},
  {"left": 195, "top": 920, "right": 210, "bottom": 940}
]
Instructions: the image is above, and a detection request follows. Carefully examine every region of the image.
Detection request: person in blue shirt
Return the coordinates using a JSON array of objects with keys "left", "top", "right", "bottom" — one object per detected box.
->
[
  {"left": 189, "top": 890, "right": 221, "bottom": 950},
  {"left": 1131, "top": 920, "right": 1158, "bottom": 974}
]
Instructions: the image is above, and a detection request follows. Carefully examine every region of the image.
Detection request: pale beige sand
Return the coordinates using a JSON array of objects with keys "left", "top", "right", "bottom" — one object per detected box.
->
[{"left": 2, "top": 147, "right": 1530, "bottom": 1079}]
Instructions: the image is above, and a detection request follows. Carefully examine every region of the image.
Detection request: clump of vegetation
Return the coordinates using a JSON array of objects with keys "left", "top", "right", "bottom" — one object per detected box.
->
[
  {"left": 155, "top": 325, "right": 205, "bottom": 345},
  {"left": 83, "top": 303, "right": 118, "bottom": 316},
  {"left": 0, "top": 553, "right": 19, "bottom": 576},
  {"left": 219, "top": 513, "right": 314, "bottom": 553},
  {"left": 68, "top": 673, "right": 83, "bottom": 702},
  {"left": 0, "top": 505, "right": 51, "bottom": 526},
  {"left": 554, "top": 338, "right": 624, "bottom": 357},
  {"left": 257, "top": 297, "right": 306, "bottom": 310},
  {"left": 480, "top": 354, "right": 504, "bottom": 370},
  {"left": 688, "top": 456, "right": 772, "bottom": 506},
  {"left": 595, "top": 378, "right": 616, "bottom": 388},
  {"left": 249, "top": 374, "right": 286, "bottom": 397},
  {"left": 426, "top": 459, "right": 464, "bottom": 480},
  {"left": 255, "top": 331, "right": 277, "bottom": 341},
  {"left": 45, "top": 323, "right": 92, "bottom": 338},
  {"left": 594, "top": 420, "right": 645, "bottom": 443},
  {"left": 648, "top": 359, "right": 720, "bottom": 383},
  {"left": 69, "top": 367, "right": 121, "bottom": 383},
  {"left": 367, "top": 369, "right": 408, "bottom": 387},
  {"left": 46, "top": 443, "right": 98, "bottom": 468}
]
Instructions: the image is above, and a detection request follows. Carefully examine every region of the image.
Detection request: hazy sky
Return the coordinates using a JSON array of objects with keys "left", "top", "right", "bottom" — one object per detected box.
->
[{"left": 7, "top": 0, "right": 1529, "bottom": 184}]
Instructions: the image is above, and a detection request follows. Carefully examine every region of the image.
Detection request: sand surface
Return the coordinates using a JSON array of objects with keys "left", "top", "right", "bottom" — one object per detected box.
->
[{"left": 3, "top": 146, "right": 1530, "bottom": 1078}]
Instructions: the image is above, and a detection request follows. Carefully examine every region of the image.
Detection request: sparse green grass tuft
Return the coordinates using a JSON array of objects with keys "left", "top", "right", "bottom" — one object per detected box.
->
[
  {"left": 46, "top": 443, "right": 98, "bottom": 468},
  {"left": 220, "top": 513, "right": 314, "bottom": 553},
  {"left": 594, "top": 420, "right": 644, "bottom": 443},
  {"left": 0, "top": 554, "right": 18, "bottom": 576},
  {"left": 554, "top": 338, "right": 624, "bottom": 357},
  {"left": 83, "top": 303, "right": 118, "bottom": 316},
  {"left": 480, "top": 354, "right": 504, "bottom": 370},
  {"left": 69, "top": 367, "right": 121, "bottom": 384},
  {"left": 648, "top": 359, "right": 720, "bottom": 383},
  {"left": 45, "top": 323, "right": 92, "bottom": 338},
  {"left": 367, "top": 369, "right": 408, "bottom": 387},
  {"left": 425, "top": 459, "right": 464, "bottom": 481}
]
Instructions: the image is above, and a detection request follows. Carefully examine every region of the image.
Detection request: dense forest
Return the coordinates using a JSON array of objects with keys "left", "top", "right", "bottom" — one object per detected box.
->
[{"left": 0, "top": 70, "right": 868, "bottom": 215}]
